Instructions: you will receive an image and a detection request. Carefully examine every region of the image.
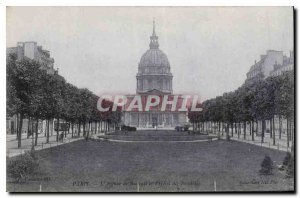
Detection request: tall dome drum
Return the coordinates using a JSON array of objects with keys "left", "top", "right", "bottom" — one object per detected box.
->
[{"left": 136, "top": 21, "right": 173, "bottom": 94}]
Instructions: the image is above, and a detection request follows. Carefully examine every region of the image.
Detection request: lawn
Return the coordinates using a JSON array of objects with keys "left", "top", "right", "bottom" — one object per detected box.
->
[{"left": 7, "top": 132, "right": 294, "bottom": 192}]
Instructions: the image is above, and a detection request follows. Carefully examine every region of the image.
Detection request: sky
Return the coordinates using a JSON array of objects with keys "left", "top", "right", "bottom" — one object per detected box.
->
[{"left": 6, "top": 7, "right": 293, "bottom": 101}]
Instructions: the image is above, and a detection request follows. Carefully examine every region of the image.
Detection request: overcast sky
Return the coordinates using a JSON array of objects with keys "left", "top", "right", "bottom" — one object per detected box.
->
[{"left": 6, "top": 7, "right": 293, "bottom": 100}]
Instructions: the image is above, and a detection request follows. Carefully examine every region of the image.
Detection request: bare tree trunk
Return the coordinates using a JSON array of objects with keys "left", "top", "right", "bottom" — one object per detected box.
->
[
  {"left": 56, "top": 118, "right": 60, "bottom": 142},
  {"left": 93, "top": 122, "right": 95, "bottom": 133},
  {"left": 237, "top": 123, "right": 240, "bottom": 139},
  {"left": 71, "top": 123, "right": 74, "bottom": 137},
  {"left": 256, "top": 121, "right": 258, "bottom": 136},
  {"left": 35, "top": 119, "right": 39, "bottom": 146},
  {"left": 287, "top": 118, "right": 289, "bottom": 148},
  {"left": 226, "top": 123, "right": 230, "bottom": 140},
  {"left": 68, "top": 123, "right": 70, "bottom": 134},
  {"left": 44, "top": 120, "right": 47, "bottom": 137},
  {"left": 50, "top": 119, "right": 53, "bottom": 136},
  {"left": 103, "top": 122, "right": 106, "bottom": 134},
  {"left": 251, "top": 121, "right": 255, "bottom": 141},
  {"left": 78, "top": 122, "right": 81, "bottom": 137},
  {"left": 214, "top": 122, "right": 216, "bottom": 133},
  {"left": 17, "top": 114, "right": 23, "bottom": 148},
  {"left": 64, "top": 121, "right": 67, "bottom": 138},
  {"left": 16, "top": 114, "right": 19, "bottom": 140},
  {"left": 234, "top": 123, "right": 237, "bottom": 134},
  {"left": 249, "top": 121, "right": 252, "bottom": 135},
  {"left": 46, "top": 119, "right": 50, "bottom": 143},
  {"left": 221, "top": 122, "right": 223, "bottom": 135},
  {"left": 291, "top": 121, "right": 294, "bottom": 142},
  {"left": 27, "top": 117, "right": 31, "bottom": 139},
  {"left": 261, "top": 120, "right": 265, "bottom": 143},
  {"left": 272, "top": 117, "right": 276, "bottom": 146},
  {"left": 270, "top": 119, "right": 272, "bottom": 138},
  {"left": 279, "top": 115, "right": 282, "bottom": 139},
  {"left": 243, "top": 122, "right": 246, "bottom": 140},
  {"left": 83, "top": 122, "right": 86, "bottom": 137},
  {"left": 87, "top": 122, "right": 90, "bottom": 137}
]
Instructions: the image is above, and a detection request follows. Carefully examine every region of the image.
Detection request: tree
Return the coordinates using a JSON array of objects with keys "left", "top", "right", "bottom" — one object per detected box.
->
[
  {"left": 251, "top": 80, "right": 274, "bottom": 143},
  {"left": 259, "top": 155, "right": 274, "bottom": 175},
  {"left": 7, "top": 55, "right": 43, "bottom": 148},
  {"left": 27, "top": 68, "right": 48, "bottom": 146},
  {"left": 222, "top": 92, "right": 237, "bottom": 139},
  {"left": 275, "top": 72, "right": 294, "bottom": 148},
  {"left": 51, "top": 74, "right": 67, "bottom": 141},
  {"left": 7, "top": 52, "right": 124, "bottom": 149}
]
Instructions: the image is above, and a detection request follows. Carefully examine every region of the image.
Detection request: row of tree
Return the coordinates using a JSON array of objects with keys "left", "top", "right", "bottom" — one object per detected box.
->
[
  {"left": 7, "top": 54, "right": 121, "bottom": 148},
  {"left": 188, "top": 71, "right": 294, "bottom": 147}
]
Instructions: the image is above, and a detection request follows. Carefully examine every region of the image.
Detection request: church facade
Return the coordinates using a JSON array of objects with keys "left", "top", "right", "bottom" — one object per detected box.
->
[{"left": 122, "top": 21, "right": 188, "bottom": 128}]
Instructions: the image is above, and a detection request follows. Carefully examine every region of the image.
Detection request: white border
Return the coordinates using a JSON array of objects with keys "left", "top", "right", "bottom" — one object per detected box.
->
[
  {"left": 0, "top": 0, "right": 298, "bottom": 6},
  {"left": 1, "top": 0, "right": 298, "bottom": 197}
]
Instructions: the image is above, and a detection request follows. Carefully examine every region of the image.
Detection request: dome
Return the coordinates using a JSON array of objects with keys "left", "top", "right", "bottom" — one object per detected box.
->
[
  {"left": 139, "top": 49, "right": 170, "bottom": 68},
  {"left": 136, "top": 20, "right": 173, "bottom": 95}
]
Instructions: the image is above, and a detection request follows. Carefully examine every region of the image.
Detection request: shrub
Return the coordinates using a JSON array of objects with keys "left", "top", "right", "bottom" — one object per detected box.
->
[
  {"left": 121, "top": 125, "right": 136, "bottom": 131},
  {"left": 259, "top": 155, "right": 273, "bottom": 175},
  {"left": 286, "top": 158, "right": 294, "bottom": 178},
  {"left": 283, "top": 152, "right": 294, "bottom": 178},
  {"left": 121, "top": 125, "right": 128, "bottom": 131},
  {"left": 7, "top": 150, "right": 39, "bottom": 182},
  {"left": 226, "top": 135, "right": 231, "bottom": 141},
  {"left": 184, "top": 125, "right": 190, "bottom": 131},
  {"left": 283, "top": 152, "right": 292, "bottom": 166}
]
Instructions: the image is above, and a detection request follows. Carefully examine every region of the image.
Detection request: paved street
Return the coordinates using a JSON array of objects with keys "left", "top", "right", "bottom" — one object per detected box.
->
[
  {"left": 6, "top": 131, "right": 104, "bottom": 158},
  {"left": 207, "top": 129, "right": 293, "bottom": 152}
]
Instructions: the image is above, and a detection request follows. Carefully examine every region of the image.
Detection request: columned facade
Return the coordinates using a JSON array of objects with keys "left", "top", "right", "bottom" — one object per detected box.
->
[
  {"left": 123, "top": 21, "right": 187, "bottom": 128},
  {"left": 124, "top": 111, "right": 187, "bottom": 128}
]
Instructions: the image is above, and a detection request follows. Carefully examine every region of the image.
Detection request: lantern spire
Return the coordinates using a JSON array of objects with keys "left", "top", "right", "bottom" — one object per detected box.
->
[{"left": 149, "top": 19, "right": 159, "bottom": 49}]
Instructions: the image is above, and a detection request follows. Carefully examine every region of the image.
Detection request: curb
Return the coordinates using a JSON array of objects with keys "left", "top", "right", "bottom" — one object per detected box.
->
[{"left": 96, "top": 137, "right": 219, "bottom": 143}]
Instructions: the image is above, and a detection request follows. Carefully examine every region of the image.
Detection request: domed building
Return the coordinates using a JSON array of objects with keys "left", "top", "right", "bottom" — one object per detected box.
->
[
  {"left": 136, "top": 22, "right": 173, "bottom": 94},
  {"left": 123, "top": 21, "right": 187, "bottom": 128}
]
